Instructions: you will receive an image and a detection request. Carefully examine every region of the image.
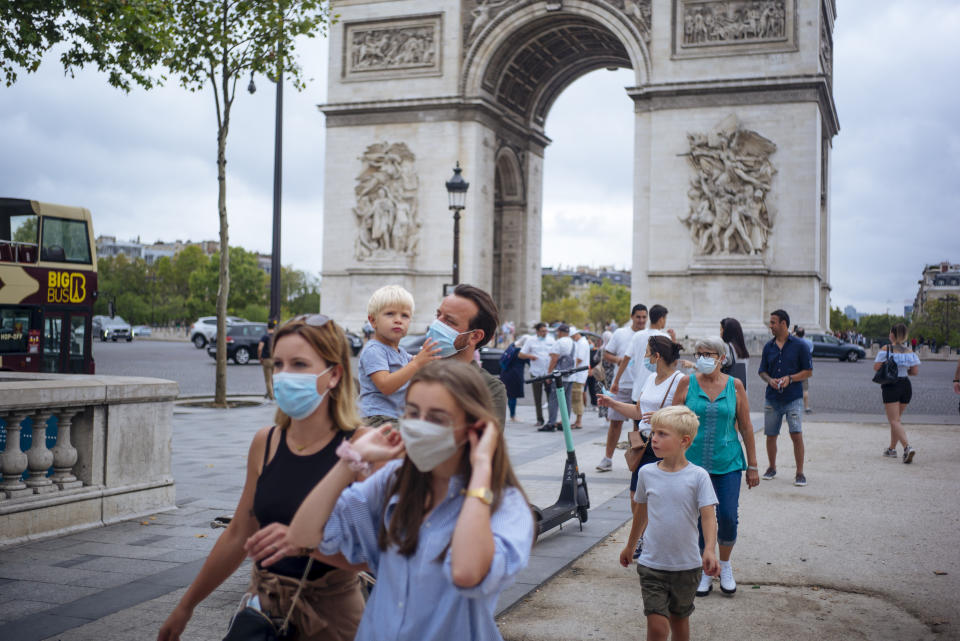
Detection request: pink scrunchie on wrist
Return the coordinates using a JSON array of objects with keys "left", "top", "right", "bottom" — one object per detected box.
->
[{"left": 336, "top": 440, "right": 372, "bottom": 475}]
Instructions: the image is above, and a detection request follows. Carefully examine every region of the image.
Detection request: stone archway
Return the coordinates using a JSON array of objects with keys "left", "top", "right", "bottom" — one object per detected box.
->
[{"left": 319, "top": 0, "right": 838, "bottom": 337}]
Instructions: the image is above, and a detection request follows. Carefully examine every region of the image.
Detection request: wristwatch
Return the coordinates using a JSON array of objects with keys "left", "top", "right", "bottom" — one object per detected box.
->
[{"left": 462, "top": 487, "right": 494, "bottom": 506}]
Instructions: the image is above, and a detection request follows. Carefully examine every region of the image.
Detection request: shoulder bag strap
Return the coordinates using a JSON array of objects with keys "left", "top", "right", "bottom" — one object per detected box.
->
[
  {"left": 658, "top": 372, "right": 681, "bottom": 409},
  {"left": 278, "top": 557, "right": 315, "bottom": 635}
]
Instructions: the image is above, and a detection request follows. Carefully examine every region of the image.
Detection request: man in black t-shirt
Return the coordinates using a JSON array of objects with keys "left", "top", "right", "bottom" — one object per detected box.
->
[{"left": 258, "top": 320, "right": 277, "bottom": 400}]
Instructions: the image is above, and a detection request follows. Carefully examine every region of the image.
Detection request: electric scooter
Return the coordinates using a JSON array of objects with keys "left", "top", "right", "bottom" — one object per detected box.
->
[{"left": 526, "top": 365, "right": 591, "bottom": 538}]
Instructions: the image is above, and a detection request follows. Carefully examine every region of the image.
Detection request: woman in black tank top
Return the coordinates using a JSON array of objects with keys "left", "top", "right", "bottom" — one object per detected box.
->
[{"left": 159, "top": 317, "right": 366, "bottom": 641}]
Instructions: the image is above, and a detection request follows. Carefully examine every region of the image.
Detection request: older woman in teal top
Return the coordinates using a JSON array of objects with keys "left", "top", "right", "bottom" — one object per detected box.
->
[{"left": 673, "top": 336, "right": 759, "bottom": 598}]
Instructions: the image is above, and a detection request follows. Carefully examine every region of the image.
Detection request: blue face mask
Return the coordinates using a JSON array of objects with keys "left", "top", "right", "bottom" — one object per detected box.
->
[
  {"left": 643, "top": 357, "right": 658, "bottom": 373},
  {"left": 273, "top": 367, "right": 332, "bottom": 419},
  {"left": 695, "top": 356, "right": 717, "bottom": 374},
  {"left": 537, "top": 335, "right": 546, "bottom": 341},
  {"left": 425, "top": 319, "right": 472, "bottom": 358}
]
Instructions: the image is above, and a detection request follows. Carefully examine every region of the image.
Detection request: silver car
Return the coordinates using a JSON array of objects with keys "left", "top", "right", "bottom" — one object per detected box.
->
[{"left": 188, "top": 315, "right": 247, "bottom": 349}]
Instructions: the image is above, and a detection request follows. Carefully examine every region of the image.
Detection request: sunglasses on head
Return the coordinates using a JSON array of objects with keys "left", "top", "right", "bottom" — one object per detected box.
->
[{"left": 291, "top": 314, "right": 332, "bottom": 328}]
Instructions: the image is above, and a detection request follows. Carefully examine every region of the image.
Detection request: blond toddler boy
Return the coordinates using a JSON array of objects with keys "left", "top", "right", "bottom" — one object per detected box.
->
[{"left": 358, "top": 285, "right": 440, "bottom": 425}]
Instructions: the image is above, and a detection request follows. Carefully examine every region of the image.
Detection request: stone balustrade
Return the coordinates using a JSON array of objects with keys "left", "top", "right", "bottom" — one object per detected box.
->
[{"left": 0, "top": 372, "right": 179, "bottom": 546}]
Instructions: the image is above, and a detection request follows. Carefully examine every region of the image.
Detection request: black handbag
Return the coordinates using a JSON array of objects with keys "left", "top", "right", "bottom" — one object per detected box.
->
[
  {"left": 222, "top": 559, "right": 313, "bottom": 641},
  {"left": 872, "top": 345, "right": 899, "bottom": 385}
]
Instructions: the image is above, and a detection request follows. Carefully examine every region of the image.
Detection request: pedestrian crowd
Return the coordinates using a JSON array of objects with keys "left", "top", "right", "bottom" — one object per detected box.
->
[
  {"left": 159, "top": 283, "right": 530, "bottom": 641},
  {"left": 158, "top": 282, "right": 942, "bottom": 641}
]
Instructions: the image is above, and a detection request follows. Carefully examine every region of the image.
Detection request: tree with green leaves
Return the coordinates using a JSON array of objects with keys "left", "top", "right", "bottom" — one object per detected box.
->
[
  {"left": 1, "top": 0, "right": 169, "bottom": 89},
  {"left": 911, "top": 295, "right": 960, "bottom": 348},
  {"left": 542, "top": 297, "right": 587, "bottom": 328},
  {"left": 281, "top": 265, "right": 321, "bottom": 317},
  {"left": 829, "top": 306, "right": 855, "bottom": 333},
  {"left": 583, "top": 281, "right": 630, "bottom": 331},
  {"left": 159, "top": 0, "right": 332, "bottom": 406},
  {"left": 858, "top": 313, "right": 908, "bottom": 343},
  {"left": 542, "top": 273, "right": 572, "bottom": 304}
]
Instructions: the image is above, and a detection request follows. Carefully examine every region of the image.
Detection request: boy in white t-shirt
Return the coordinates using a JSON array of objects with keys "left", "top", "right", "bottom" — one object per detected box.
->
[{"left": 620, "top": 405, "right": 719, "bottom": 641}]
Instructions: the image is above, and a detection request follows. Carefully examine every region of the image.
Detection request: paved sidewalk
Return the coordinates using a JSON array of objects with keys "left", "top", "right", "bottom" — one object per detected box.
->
[
  {"left": 1, "top": 397, "right": 957, "bottom": 641},
  {"left": 499, "top": 418, "right": 960, "bottom": 641},
  {"left": 0, "top": 399, "right": 636, "bottom": 640}
]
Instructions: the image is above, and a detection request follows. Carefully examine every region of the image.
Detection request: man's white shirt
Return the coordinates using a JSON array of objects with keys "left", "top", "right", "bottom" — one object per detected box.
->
[
  {"left": 605, "top": 326, "right": 638, "bottom": 389},
  {"left": 520, "top": 335, "right": 555, "bottom": 378},
  {"left": 571, "top": 336, "right": 590, "bottom": 384},
  {"left": 627, "top": 328, "right": 671, "bottom": 401}
]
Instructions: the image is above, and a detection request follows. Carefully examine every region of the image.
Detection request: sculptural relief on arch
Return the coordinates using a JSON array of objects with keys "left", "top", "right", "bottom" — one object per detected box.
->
[
  {"left": 319, "top": 0, "right": 838, "bottom": 337},
  {"left": 353, "top": 141, "right": 420, "bottom": 262},
  {"left": 681, "top": 115, "right": 777, "bottom": 257}
]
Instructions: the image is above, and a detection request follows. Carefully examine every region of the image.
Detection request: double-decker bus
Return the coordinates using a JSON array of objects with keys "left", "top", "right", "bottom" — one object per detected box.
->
[{"left": 0, "top": 198, "right": 97, "bottom": 374}]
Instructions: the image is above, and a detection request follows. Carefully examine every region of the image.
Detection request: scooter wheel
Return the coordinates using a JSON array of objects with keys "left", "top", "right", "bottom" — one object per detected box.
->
[{"left": 577, "top": 487, "right": 589, "bottom": 524}]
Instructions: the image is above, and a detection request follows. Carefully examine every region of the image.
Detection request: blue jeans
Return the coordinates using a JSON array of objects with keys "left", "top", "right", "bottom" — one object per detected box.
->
[
  {"left": 507, "top": 397, "right": 517, "bottom": 418},
  {"left": 698, "top": 470, "right": 742, "bottom": 548}
]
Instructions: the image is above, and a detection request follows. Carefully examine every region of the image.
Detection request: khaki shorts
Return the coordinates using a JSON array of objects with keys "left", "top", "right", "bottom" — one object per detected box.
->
[
  {"left": 571, "top": 382, "right": 584, "bottom": 415},
  {"left": 636, "top": 564, "right": 701, "bottom": 619}
]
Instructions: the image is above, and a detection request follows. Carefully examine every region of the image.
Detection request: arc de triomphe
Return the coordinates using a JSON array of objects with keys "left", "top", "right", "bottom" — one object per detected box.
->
[{"left": 319, "top": 0, "right": 838, "bottom": 336}]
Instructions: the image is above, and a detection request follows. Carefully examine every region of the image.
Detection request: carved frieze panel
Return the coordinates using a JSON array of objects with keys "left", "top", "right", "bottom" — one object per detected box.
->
[
  {"left": 343, "top": 14, "right": 441, "bottom": 81},
  {"left": 673, "top": 0, "right": 797, "bottom": 58},
  {"left": 462, "top": 0, "right": 651, "bottom": 49},
  {"left": 680, "top": 115, "right": 777, "bottom": 256},
  {"left": 353, "top": 142, "right": 420, "bottom": 261},
  {"left": 463, "top": 0, "right": 512, "bottom": 50},
  {"left": 612, "top": 0, "right": 652, "bottom": 44}
]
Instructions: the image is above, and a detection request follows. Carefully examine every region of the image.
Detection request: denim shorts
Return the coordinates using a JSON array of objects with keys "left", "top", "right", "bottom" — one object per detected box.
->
[{"left": 763, "top": 397, "right": 803, "bottom": 436}]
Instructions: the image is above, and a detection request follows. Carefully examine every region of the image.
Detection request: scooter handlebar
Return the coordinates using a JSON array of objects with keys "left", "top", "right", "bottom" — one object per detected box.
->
[{"left": 526, "top": 365, "right": 590, "bottom": 384}]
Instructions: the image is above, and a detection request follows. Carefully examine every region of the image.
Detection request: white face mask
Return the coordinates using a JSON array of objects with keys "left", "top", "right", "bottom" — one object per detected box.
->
[{"left": 398, "top": 418, "right": 464, "bottom": 472}]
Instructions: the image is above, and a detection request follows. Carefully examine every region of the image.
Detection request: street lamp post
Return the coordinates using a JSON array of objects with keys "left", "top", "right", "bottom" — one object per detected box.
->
[
  {"left": 247, "top": 35, "right": 284, "bottom": 323},
  {"left": 445, "top": 162, "right": 469, "bottom": 286}
]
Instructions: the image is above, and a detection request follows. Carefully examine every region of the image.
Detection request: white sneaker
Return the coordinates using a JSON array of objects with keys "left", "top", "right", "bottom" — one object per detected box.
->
[
  {"left": 595, "top": 457, "right": 613, "bottom": 472},
  {"left": 719, "top": 562, "right": 736, "bottom": 595},
  {"left": 696, "top": 571, "right": 712, "bottom": 597}
]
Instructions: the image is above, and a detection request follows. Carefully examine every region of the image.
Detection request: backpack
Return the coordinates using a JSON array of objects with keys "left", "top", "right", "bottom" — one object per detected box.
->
[
  {"left": 555, "top": 339, "right": 576, "bottom": 371},
  {"left": 499, "top": 344, "right": 520, "bottom": 373}
]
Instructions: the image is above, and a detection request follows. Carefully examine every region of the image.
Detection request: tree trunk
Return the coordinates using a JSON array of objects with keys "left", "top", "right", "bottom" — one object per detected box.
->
[{"left": 214, "top": 120, "right": 230, "bottom": 407}]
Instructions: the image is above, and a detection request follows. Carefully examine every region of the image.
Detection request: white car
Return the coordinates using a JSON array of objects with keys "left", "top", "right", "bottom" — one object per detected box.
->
[{"left": 189, "top": 316, "right": 247, "bottom": 349}]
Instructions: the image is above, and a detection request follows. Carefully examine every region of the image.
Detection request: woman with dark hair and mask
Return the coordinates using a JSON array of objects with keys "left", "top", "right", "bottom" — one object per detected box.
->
[
  {"left": 158, "top": 315, "right": 365, "bottom": 641},
  {"left": 247, "top": 359, "right": 534, "bottom": 641}
]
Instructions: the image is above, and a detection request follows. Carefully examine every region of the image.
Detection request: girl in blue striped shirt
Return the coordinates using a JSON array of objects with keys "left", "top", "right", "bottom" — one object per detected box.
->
[{"left": 248, "top": 360, "right": 534, "bottom": 641}]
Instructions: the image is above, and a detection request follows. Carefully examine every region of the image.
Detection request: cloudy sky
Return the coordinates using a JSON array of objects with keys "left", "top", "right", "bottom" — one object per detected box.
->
[{"left": 1, "top": 0, "right": 957, "bottom": 316}]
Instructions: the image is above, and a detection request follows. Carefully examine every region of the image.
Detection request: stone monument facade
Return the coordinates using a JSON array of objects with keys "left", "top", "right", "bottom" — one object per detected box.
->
[{"left": 320, "top": 0, "right": 838, "bottom": 336}]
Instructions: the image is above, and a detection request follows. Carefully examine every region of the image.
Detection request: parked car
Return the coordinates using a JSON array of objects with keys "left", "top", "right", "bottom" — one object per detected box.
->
[
  {"left": 344, "top": 330, "right": 363, "bottom": 356},
  {"left": 132, "top": 325, "right": 152, "bottom": 338},
  {"left": 808, "top": 333, "right": 866, "bottom": 362},
  {"left": 189, "top": 315, "right": 248, "bottom": 349},
  {"left": 92, "top": 315, "right": 132, "bottom": 342},
  {"left": 206, "top": 322, "right": 267, "bottom": 364},
  {"left": 399, "top": 333, "right": 503, "bottom": 375}
]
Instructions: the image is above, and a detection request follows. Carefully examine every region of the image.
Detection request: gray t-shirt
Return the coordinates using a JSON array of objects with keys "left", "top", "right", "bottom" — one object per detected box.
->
[
  {"left": 358, "top": 339, "right": 412, "bottom": 418},
  {"left": 634, "top": 461, "right": 718, "bottom": 571}
]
